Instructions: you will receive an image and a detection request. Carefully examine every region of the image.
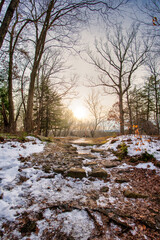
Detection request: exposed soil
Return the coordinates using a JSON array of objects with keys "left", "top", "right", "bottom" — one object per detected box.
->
[{"left": 1, "top": 137, "right": 160, "bottom": 239}]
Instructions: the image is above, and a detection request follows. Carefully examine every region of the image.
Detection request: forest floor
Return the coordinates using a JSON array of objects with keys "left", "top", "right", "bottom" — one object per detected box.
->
[{"left": 0, "top": 134, "right": 160, "bottom": 239}]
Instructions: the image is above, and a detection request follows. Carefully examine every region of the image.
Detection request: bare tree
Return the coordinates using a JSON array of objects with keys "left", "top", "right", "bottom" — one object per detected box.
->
[
  {"left": 85, "top": 90, "right": 106, "bottom": 137},
  {"left": 0, "top": 0, "right": 5, "bottom": 14},
  {"left": 23, "top": 0, "right": 128, "bottom": 133},
  {"left": 7, "top": 9, "right": 31, "bottom": 132},
  {"left": 146, "top": 55, "right": 160, "bottom": 134},
  {"left": 88, "top": 23, "right": 149, "bottom": 134},
  {"left": 0, "top": 0, "right": 20, "bottom": 49}
]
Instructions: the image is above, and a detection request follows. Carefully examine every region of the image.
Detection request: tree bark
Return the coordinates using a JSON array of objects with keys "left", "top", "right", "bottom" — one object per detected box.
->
[
  {"left": 0, "top": 0, "right": 20, "bottom": 49},
  {"left": 0, "top": 0, "right": 5, "bottom": 13},
  {"left": 126, "top": 90, "right": 133, "bottom": 134},
  {"left": 24, "top": 0, "right": 55, "bottom": 133},
  {"left": 8, "top": 49, "right": 16, "bottom": 132},
  {"left": 154, "top": 79, "right": 159, "bottom": 134},
  {"left": 119, "top": 93, "right": 124, "bottom": 135},
  {"left": 1, "top": 102, "right": 9, "bottom": 132}
]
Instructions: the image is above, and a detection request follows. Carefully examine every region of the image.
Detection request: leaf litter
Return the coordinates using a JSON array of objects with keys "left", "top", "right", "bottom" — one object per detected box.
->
[{"left": 0, "top": 135, "right": 160, "bottom": 239}]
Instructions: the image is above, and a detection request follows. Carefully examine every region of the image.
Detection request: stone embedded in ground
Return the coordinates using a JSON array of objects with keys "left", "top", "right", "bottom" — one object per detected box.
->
[
  {"left": 100, "top": 186, "right": 109, "bottom": 192},
  {"left": 37, "top": 135, "right": 54, "bottom": 143},
  {"left": 20, "top": 219, "right": 37, "bottom": 234},
  {"left": 74, "top": 156, "right": 85, "bottom": 161},
  {"left": 89, "top": 168, "right": 109, "bottom": 178},
  {"left": 110, "top": 139, "right": 118, "bottom": 144},
  {"left": 155, "top": 161, "right": 160, "bottom": 168},
  {"left": 83, "top": 161, "right": 97, "bottom": 166},
  {"left": 91, "top": 148, "right": 104, "bottom": 153},
  {"left": 123, "top": 189, "right": 148, "bottom": 199},
  {"left": 79, "top": 153, "right": 97, "bottom": 159},
  {"left": 115, "top": 177, "right": 129, "bottom": 183},
  {"left": 103, "top": 160, "right": 119, "bottom": 168},
  {"left": 53, "top": 168, "right": 66, "bottom": 174},
  {"left": 42, "top": 164, "right": 51, "bottom": 173},
  {"left": 0, "top": 136, "right": 4, "bottom": 142},
  {"left": 66, "top": 167, "right": 87, "bottom": 178}
]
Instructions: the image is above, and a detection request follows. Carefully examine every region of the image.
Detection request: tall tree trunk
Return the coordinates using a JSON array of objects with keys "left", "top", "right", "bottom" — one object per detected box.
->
[
  {"left": 45, "top": 104, "right": 49, "bottom": 137},
  {"left": 0, "top": 0, "right": 19, "bottom": 49},
  {"left": 0, "top": 0, "right": 5, "bottom": 13},
  {"left": 24, "top": 0, "right": 55, "bottom": 133},
  {"left": 119, "top": 94, "right": 124, "bottom": 135},
  {"left": 8, "top": 50, "right": 16, "bottom": 132},
  {"left": 155, "top": 81, "right": 159, "bottom": 135},
  {"left": 126, "top": 91, "right": 133, "bottom": 134},
  {"left": 1, "top": 102, "right": 9, "bottom": 132}
]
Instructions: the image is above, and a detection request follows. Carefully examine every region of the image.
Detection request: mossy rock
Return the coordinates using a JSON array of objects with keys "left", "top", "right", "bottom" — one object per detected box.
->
[
  {"left": 123, "top": 190, "right": 148, "bottom": 199},
  {"left": 129, "top": 151, "right": 155, "bottom": 163},
  {"left": 37, "top": 135, "right": 52, "bottom": 142},
  {"left": 66, "top": 168, "right": 86, "bottom": 178},
  {"left": 89, "top": 169, "right": 109, "bottom": 178}
]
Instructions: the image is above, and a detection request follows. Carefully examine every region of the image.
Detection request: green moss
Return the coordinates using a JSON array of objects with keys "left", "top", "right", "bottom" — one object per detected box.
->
[
  {"left": 140, "top": 151, "right": 155, "bottom": 162},
  {"left": 129, "top": 151, "right": 155, "bottom": 163},
  {"left": 115, "top": 142, "right": 128, "bottom": 160}
]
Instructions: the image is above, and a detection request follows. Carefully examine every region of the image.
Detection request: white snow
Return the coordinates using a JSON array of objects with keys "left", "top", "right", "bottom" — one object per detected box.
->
[
  {"left": 0, "top": 137, "right": 45, "bottom": 221},
  {"left": 0, "top": 134, "right": 160, "bottom": 239},
  {"left": 57, "top": 209, "right": 95, "bottom": 240}
]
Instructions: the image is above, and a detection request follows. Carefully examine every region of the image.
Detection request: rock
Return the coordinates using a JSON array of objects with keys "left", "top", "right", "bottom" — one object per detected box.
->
[
  {"left": 0, "top": 136, "right": 4, "bottom": 142},
  {"left": 110, "top": 139, "right": 118, "bottom": 144},
  {"left": 66, "top": 168, "right": 86, "bottom": 178},
  {"left": 123, "top": 190, "right": 148, "bottom": 199},
  {"left": 37, "top": 135, "right": 52, "bottom": 142},
  {"left": 74, "top": 156, "right": 85, "bottom": 161},
  {"left": 103, "top": 161, "right": 119, "bottom": 168},
  {"left": 115, "top": 178, "right": 129, "bottom": 183},
  {"left": 100, "top": 186, "right": 109, "bottom": 192},
  {"left": 53, "top": 168, "right": 65, "bottom": 174},
  {"left": 89, "top": 168, "right": 109, "bottom": 178},
  {"left": 79, "top": 153, "right": 97, "bottom": 159},
  {"left": 42, "top": 164, "right": 51, "bottom": 173},
  {"left": 155, "top": 215, "right": 160, "bottom": 229},
  {"left": 20, "top": 219, "right": 37, "bottom": 234},
  {"left": 83, "top": 161, "right": 97, "bottom": 166},
  {"left": 155, "top": 161, "right": 160, "bottom": 168},
  {"left": 91, "top": 148, "right": 104, "bottom": 153}
]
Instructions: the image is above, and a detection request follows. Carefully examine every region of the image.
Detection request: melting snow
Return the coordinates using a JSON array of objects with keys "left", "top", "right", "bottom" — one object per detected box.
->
[
  {"left": 0, "top": 134, "right": 160, "bottom": 239},
  {"left": 0, "top": 137, "right": 45, "bottom": 221}
]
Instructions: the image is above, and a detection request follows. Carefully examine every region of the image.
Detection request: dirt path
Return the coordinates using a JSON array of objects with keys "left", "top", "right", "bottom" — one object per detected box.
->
[{"left": 1, "top": 137, "right": 160, "bottom": 239}]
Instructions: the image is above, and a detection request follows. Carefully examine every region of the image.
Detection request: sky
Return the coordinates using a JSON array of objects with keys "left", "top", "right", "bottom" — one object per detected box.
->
[{"left": 66, "top": 0, "right": 150, "bottom": 120}]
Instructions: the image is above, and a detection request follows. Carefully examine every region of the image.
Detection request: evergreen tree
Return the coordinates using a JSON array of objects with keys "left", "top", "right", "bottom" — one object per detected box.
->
[{"left": 0, "top": 71, "right": 9, "bottom": 131}]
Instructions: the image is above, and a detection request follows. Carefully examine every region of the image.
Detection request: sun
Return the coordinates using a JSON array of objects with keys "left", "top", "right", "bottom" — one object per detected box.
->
[{"left": 73, "top": 105, "right": 87, "bottom": 120}]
